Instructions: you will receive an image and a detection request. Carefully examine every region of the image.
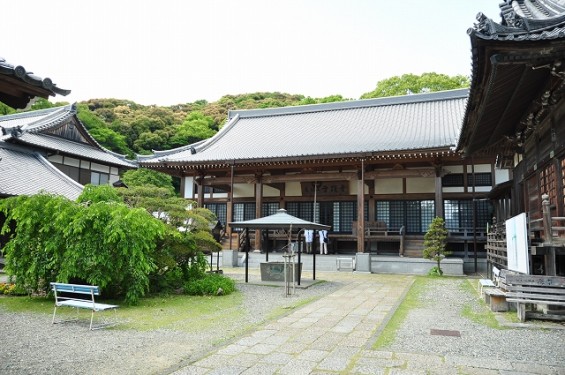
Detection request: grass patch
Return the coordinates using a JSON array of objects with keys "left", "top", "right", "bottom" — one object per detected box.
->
[
  {"left": 0, "top": 291, "right": 244, "bottom": 332},
  {"left": 459, "top": 279, "right": 506, "bottom": 329},
  {"left": 372, "top": 276, "right": 429, "bottom": 349}
]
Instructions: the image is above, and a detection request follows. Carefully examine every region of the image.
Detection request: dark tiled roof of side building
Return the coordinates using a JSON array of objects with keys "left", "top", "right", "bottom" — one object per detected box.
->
[
  {"left": 0, "top": 57, "right": 70, "bottom": 109},
  {"left": 0, "top": 104, "right": 136, "bottom": 168},
  {"left": 140, "top": 89, "right": 468, "bottom": 165},
  {"left": 0, "top": 144, "right": 82, "bottom": 200}
]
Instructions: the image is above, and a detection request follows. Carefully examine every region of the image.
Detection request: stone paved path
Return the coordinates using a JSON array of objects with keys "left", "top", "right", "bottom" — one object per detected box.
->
[{"left": 171, "top": 271, "right": 565, "bottom": 375}]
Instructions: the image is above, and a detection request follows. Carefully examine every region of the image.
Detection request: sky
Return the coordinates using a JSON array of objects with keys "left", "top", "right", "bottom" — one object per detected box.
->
[{"left": 3, "top": 1, "right": 502, "bottom": 107}]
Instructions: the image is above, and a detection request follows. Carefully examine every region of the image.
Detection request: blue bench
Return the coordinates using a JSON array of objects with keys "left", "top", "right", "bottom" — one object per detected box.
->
[{"left": 50, "top": 282, "right": 119, "bottom": 330}]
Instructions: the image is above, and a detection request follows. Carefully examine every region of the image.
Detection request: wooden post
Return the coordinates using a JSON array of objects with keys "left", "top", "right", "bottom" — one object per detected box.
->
[
  {"left": 357, "top": 162, "right": 365, "bottom": 253},
  {"left": 542, "top": 194, "right": 552, "bottom": 245},
  {"left": 255, "top": 175, "right": 263, "bottom": 251},
  {"left": 542, "top": 194, "right": 557, "bottom": 276}
]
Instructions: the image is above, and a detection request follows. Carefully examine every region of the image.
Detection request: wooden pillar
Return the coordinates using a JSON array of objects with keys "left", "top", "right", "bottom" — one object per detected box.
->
[
  {"left": 255, "top": 174, "right": 263, "bottom": 251},
  {"left": 434, "top": 164, "right": 444, "bottom": 219},
  {"left": 228, "top": 164, "right": 235, "bottom": 250},
  {"left": 357, "top": 161, "right": 365, "bottom": 253},
  {"left": 196, "top": 175, "right": 204, "bottom": 208},
  {"left": 542, "top": 194, "right": 556, "bottom": 276}
]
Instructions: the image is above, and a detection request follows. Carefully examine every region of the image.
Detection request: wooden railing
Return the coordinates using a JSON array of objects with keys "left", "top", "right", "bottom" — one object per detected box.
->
[
  {"left": 486, "top": 219, "right": 507, "bottom": 270},
  {"left": 541, "top": 194, "right": 565, "bottom": 246}
]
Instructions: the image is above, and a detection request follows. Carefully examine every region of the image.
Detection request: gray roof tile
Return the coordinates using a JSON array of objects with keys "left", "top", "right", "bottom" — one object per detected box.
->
[
  {"left": 141, "top": 89, "right": 468, "bottom": 165},
  {"left": 0, "top": 104, "right": 136, "bottom": 168},
  {"left": 0, "top": 144, "right": 82, "bottom": 200}
]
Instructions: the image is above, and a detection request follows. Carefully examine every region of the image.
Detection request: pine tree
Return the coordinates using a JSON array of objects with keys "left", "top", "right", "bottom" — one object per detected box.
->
[{"left": 423, "top": 217, "right": 451, "bottom": 276}]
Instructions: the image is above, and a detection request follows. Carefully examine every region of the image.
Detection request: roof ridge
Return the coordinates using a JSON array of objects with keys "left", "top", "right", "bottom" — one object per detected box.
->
[{"left": 228, "top": 89, "right": 469, "bottom": 119}]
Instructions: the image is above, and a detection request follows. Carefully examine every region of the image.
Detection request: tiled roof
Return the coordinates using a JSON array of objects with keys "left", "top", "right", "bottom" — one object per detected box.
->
[
  {"left": 0, "top": 57, "right": 70, "bottom": 109},
  {"left": 0, "top": 104, "right": 136, "bottom": 168},
  {"left": 140, "top": 89, "right": 468, "bottom": 166},
  {"left": 0, "top": 144, "right": 82, "bottom": 200},
  {"left": 459, "top": 1, "right": 565, "bottom": 156},
  {"left": 470, "top": 0, "right": 565, "bottom": 41},
  {"left": 16, "top": 133, "right": 136, "bottom": 168}
]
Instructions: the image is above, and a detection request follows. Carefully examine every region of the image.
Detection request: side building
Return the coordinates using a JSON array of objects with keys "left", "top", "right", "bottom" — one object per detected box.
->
[
  {"left": 458, "top": 0, "right": 565, "bottom": 276},
  {"left": 140, "top": 89, "right": 504, "bottom": 272},
  {"left": 0, "top": 103, "right": 136, "bottom": 199}
]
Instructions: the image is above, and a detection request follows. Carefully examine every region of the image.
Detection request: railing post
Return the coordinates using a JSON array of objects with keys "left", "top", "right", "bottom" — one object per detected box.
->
[{"left": 542, "top": 194, "right": 552, "bottom": 245}]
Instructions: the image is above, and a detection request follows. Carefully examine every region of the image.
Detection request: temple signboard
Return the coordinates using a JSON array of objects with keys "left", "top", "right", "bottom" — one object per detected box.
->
[{"left": 301, "top": 181, "right": 348, "bottom": 196}]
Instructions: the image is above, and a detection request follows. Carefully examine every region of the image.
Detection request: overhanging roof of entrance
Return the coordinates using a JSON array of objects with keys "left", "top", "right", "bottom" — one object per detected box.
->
[
  {"left": 457, "top": 0, "right": 565, "bottom": 157},
  {"left": 0, "top": 57, "right": 70, "bottom": 109},
  {"left": 139, "top": 89, "right": 468, "bottom": 169}
]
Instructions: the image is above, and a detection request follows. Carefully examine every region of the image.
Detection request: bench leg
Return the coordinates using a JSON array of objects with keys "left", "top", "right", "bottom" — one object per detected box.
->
[
  {"left": 90, "top": 310, "right": 95, "bottom": 331},
  {"left": 52, "top": 306, "right": 58, "bottom": 324},
  {"left": 517, "top": 303, "right": 526, "bottom": 322}
]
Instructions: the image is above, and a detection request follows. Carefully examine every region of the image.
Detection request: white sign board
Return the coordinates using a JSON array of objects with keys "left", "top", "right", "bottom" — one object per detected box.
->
[{"left": 505, "top": 213, "right": 530, "bottom": 274}]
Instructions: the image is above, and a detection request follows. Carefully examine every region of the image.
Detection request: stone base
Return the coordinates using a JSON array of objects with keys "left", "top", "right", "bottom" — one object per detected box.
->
[
  {"left": 370, "top": 256, "right": 464, "bottom": 276},
  {"left": 355, "top": 253, "right": 372, "bottom": 273},
  {"left": 260, "top": 262, "right": 302, "bottom": 282}
]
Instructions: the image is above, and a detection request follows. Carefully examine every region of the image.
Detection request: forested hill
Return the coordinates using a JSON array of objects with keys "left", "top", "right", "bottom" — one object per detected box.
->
[
  {"left": 51, "top": 92, "right": 347, "bottom": 158},
  {"left": 0, "top": 73, "right": 469, "bottom": 159},
  {"left": 76, "top": 92, "right": 348, "bottom": 157}
]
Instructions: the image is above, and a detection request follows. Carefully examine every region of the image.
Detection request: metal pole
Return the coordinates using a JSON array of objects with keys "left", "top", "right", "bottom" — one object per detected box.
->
[
  {"left": 313, "top": 230, "right": 317, "bottom": 280},
  {"left": 297, "top": 231, "right": 302, "bottom": 285},
  {"left": 245, "top": 228, "right": 249, "bottom": 283}
]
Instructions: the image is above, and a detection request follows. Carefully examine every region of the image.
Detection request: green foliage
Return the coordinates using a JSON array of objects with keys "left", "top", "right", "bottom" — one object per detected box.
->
[
  {"left": 0, "top": 102, "right": 16, "bottom": 115},
  {"left": 184, "top": 273, "right": 236, "bottom": 296},
  {"left": 121, "top": 168, "right": 174, "bottom": 191},
  {"left": 169, "top": 111, "right": 216, "bottom": 147},
  {"left": 77, "top": 184, "right": 122, "bottom": 204},
  {"left": 423, "top": 217, "right": 451, "bottom": 275},
  {"left": 0, "top": 194, "right": 76, "bottom": 294},
  {"left": 361, "top": 73, "right": 469, "bottom": 99},
  {"left": 0, "top": 190, "right": 165, "bottom": 304}
]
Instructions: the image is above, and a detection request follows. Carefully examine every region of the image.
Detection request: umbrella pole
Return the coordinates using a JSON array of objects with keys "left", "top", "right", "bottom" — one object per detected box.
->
[
  {"left": 313, "top": 230, "right": 317, "bottom": 280},
  {"left": 245, "top": 228, "right": 249, "bottom": 283}
]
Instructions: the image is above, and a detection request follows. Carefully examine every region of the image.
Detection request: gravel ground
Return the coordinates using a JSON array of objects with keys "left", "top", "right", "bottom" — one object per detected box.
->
[
  {"left": 1, "top": 272, "right": 565, "bottom": 374},
  {"left": 0, "top": 270, "right": 343, "bottom": 375},
  {"left": 386, "top": 277, "right": 565, "bottom": 367}
]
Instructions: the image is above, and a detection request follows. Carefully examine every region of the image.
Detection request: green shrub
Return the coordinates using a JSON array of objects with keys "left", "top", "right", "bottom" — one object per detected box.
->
[{"left": 184, "top": 273, "right": 236, "bottom": 296}]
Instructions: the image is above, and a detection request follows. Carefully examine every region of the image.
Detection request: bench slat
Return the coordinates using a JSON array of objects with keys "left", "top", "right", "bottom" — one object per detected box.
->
[
  {"left": 506, "top": 298, "right": 565, "bottom": 306},
  {"left": 505, "top": 292, "right": 565, "bottom": 301},
  {"left": 507, "top": 285, "right": 565, "bottom": 295}
]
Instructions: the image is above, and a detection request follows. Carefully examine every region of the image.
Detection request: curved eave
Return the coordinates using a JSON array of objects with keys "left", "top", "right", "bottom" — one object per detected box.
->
[{"left": 140, "top": 148, "right": 459, "bottom": 171}]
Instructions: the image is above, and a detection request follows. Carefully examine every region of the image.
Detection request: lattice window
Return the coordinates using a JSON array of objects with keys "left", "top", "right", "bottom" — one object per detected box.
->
[
  {"left": 540, "top": 163, "right": 557, "bottom": 206},
  {"left": 233, "top": 203, "right": 256, "bottom": 222},
  {"left": 442, "top": 173, "right": 464, "bottom": 187},
  {"left": 444, "top": 200, "right": 492, "bottom": 234},
  {"left": 204, "top": 203, "right": 227, "bottom": 226},
  {"left": 468, "top": 173, "right": 493, "bottom": 187},
  {"left": 262, "top": 202, "right": 280, "bottom": 217},
  {"left": 338, "top": 201, "right": 356, "bottom": 232},
  {"left": 376, "top": 200, "right": 435, "bottom": 234}
]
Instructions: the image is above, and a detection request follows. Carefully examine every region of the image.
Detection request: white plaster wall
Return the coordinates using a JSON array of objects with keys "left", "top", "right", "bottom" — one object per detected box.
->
[
  {"left": 233, "top": 183, "right": 254, "bottom": 198},
  {"left": 467, "top": 164, "right": 491, "bottom": 173},
  {"left": 64, "top": 157, "right": 80, "bottom": 167},
  {"left": 375, "top": 178, "right": 403, "bottom": 194},
  {"left": 263, "top": 185, "right": 280, "bottom": 197},
  {"left": 183, "top": 176, "right": 194, "bottom": 199},
  {"left": 285, "top": 182, "right": 302, "bottom": 197},
  {"left": 48, "top": 154, "right": 63, "bottom": 163},
  {"left": 91, "top": 162, "right": 110, "bottom": 173},
  {"left": 494, "top": 168, "right": 510, "bottom": 185},
  {"left": 406, "top": 177, "right": 435, "bottom": 193}
]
